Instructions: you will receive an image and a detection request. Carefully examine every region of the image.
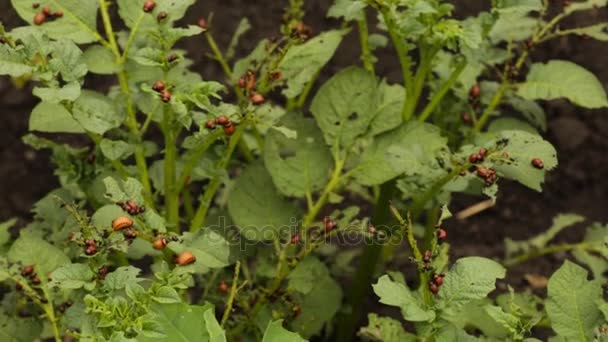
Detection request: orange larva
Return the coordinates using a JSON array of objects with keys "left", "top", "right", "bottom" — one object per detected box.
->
[
  {"left": 176, "top": 251, "right": 196, "bottom": 265},
  {"left": 152, "top": 238, "right": 168, "bottom": 250},
  {"left": 112, "top": 216, "right": 133, "bottom": 231}
]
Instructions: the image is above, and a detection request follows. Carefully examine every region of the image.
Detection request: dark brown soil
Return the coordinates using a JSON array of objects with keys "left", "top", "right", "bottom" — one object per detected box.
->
[{"left": 1, "top": 0, "right": 608, "bottom": 338}]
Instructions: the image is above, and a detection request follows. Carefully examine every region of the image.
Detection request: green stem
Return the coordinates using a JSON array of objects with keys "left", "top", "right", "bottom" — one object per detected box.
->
[
  {"left": 418, "top": 59, "right": 467, "bottom": 122},
  {"left": 336, "top": 180, "right": 396, "bottom": 342},
  {"left": 357, "top": 17, "right": 374, "bottom": 74},
  {"left": 302, "top": 158, "right": 346, "bottom": 229},
  {"left": 162, "top": 106, "right": 179, "bottom": 229},
  {"left": 121, "top": 13, "right": 145, "bottom": 62},
  {"left": 473, "top": 81, "right": 509, "bottom": 133},
  {"left": 403, "top": 45, "right": 438, "bottom": 120},
  {"left": 176, "top": 130, "right": 223, "bottom": 193},
  {"left": 221, "top": 261, "right": 241, "bottom": 326},
  {"left": 381, "top": 8, "right": 413, "bottom": 117},
  {"left": 389, "top": 205, "right": 433, "bottom": 305},
  {"left": 205, "top": 32, "right": 233, "bottom": 79},
  {"left": 291, "top": 71, "right": 319, "bottom": 110},
  {"left": 410, "top": 166, "right": 466, "bottom": 220},
  {"left": 189, "top": 125, "right": 245, "bottom": 231},
  {"left": 182, "top": 187, "right": 194, "bottom": 222}
]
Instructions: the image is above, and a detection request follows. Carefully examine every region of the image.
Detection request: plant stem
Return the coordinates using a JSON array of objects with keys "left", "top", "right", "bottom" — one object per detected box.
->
[
  {"left": 176, "top": 130, "right": 224, "bottom": 193},
  {"left": 418, "top": 59, "right": 467, "bottom": 122},
  {"left": 357, "top": 17, "right": 374, "bottom": 74},
  {"left": 205, "top": 32, "right": 233, "bottom": 79},
  {"left": 336, "top": 180, "right": 396, "bottom": 342},
  {"left": 189, "top": 125, "right": 245, "bottom": 231},
  {"left": 162, "top": 106, "right": 179, "bottom": 229},
  {"left": 221, "top": 261, "right": 241, "bottom": 326},
  {"left": 380, "top": 8, "right": 413, "bottom": 118},
  {"left": 410, "top": 166, "right": 466, "bottom": 220},
  {"left": 99, "top": 0, "right": 154, "bottom": 206},
  {"left": 302, "top": 158, "right": 346, "bottom": 229}
]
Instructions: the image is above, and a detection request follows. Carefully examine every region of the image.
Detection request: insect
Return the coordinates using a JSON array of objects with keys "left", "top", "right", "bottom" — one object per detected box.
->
[
  {"left": 531, "top": 158, "right": 544, "bottom": 169},
  {"left": 143, "top": 0, "right": 156, "bottom": 13},
  {"left": 153, "top": 238, "right": 168, "bottom": 250},
  {"left": 112, "top": 216, "right": 134, "bottom": 231},
  {"left": 176, "top": 251, "right": 196, "bottom": 265},
  {"left": 250, "top": 93, "right": 265, "bottom": 105}
]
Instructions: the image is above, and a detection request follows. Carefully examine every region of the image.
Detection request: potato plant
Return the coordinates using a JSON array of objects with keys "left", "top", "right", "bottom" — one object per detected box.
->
[{"left": 1, "top": 0, "right": 608, "bottom": 341}]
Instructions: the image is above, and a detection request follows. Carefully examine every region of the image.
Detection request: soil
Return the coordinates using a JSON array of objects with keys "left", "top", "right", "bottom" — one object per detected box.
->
[{"left": 1, "top": 0, "right": 608, "bottom": 339}]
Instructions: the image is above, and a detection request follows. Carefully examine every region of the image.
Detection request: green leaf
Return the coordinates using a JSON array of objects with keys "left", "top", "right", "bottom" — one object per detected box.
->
[
  {"left": 73, "top": 90, "right": 124, "bottom": 135},
  {"left": 11, "top": 0, "right": 101, "bottom": 43},
  {"left": 290, "top": 267, "right": 342, "bottom": 338},
  {"left": 83, "top": 45, "right": 121, "bottom": 74},
  {"left": 310, "top": 67, "right": 377, "bottom": 149},
  {"left": 32, "top": 82, "right": 81, "bottom": 103},
  {"left": 100, "top": 139, "right": 135, "bottom": 161},
  {"left": 204, "top": 307, "right": 226, "bottom": 342},
  {"left": 279, "top": 30, "right": 347, "bottom": 98},
  {"left": 0, "top": 218, "right": 17, "bottom": 246},
  {"left": 264, "top": 113, "right": 333, "bottom": 197},
  {"left": 506, "top": 95, "right": 547, "bottom": 131},
  {"left": 233, "top": 39, "right": 268, "bottom": 80},
  {"left": 263, "top": 320, "right": 307, "bottom": 342},
  {"left": 483, "top": 305, "right": 521, "bottom": 337},
  {"left": 29, "top": 101, "right": 85, "bottom": 133},
  {"left": 167, "top": 230, "right": 231, "bottom": 271},
  {"left": 327, "top": 0, "right": 367, "bottom": 21},
  {"left": 0, "top": 45, "right": 33, "bottom": 77},
  {"left": 479, "top": 129, "right": 558, "bottom": 191},
  {"left": 49, "top": 263, "right": 95, "bottom": 290},
  {"left": 505, "top": 213, "right": 585, "bottom": 258},
  {"left": 117, "top": 0, "right": 196, "bottom": 30},
  {"left": 373, "top": 274, "right": 435, "bottom": 322},
  {"left": 227, "top": 162, "right": 301, "bottom": 241},
  {"left": 288, "top": 257, "right": 332, "bottom": 295},
  {"left": 351, "top": 122, "right": 448, "bottom": 186},
  {"left": 439, "top": 257, "right": 506, "bottom": 312},
  {"left": 358, "top": 313, "right": 416, "bottom": 342},
  {"left": 102, "top": 266, "right": 143, "bottom": 291},
  {"left": 517, "top": 60, "right": 608, "bottom": 109},
  {"left": 8, "top": 230, "right": 70, "bottom": 277},
  {"left": 546, "top": 260, "right": 603, "bottom": 341},
  {"left": 367, "top": 81, "right": 405, "bottom": 137},
  {"left": 151, "top": 286, "right": 182, "bottom": 304},
  {"left": 0, "top": 312, "right": 43, "bottom": 342},
  {"left": 139, "top": 303, "right": 220, "bottom": 342}
]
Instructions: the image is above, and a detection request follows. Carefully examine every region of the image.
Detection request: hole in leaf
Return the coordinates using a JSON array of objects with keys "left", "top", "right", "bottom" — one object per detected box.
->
[{"left": 348, "top": 112, "right": 358, "bottom": 121}]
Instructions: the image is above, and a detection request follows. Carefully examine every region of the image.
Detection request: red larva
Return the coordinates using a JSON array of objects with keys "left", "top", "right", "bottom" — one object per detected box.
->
[
  {"left": 436, "top": 228, "right": 447, "bottom": 242},
  {"left": 290, "top": 234, "right": 301, "bottom": 244},
  {"left": 143, "top": 0, "right": 156, "bottom": 13},
  {"left": 42, "top": 6, "right": 51, "bottom": 16},
  {"left": 531, "top": 158, "right": 544, "bottom": 169},
  {"left": 157, "top": 11, "right": 168, "bottom": 22},
  {"left": 21, "top": 265, "right": 34, "bottom": 277},
  {"left": 112, "top": 216, "right": 134, "bottom": 231},
  {"left": 160, "top": 89, "right": 172, "bottom": 103},
  {"left": 368, "top": 225, "right": 377, "bottom": 234},
  {"left": 176, "top": 251, "right": 196, "bottom": 265},
  {"left": 423, "top": 250, "right": 432, "bottom": 263},
  {"left": 152, "top": 238, "right": 168, "bottom": 250},
  {"left": 218, "top": 280, "right": 228, "bottom": 294},
  {"left": 198, "top": 18, "right": 208, "bottom": 30},
  {"left": 215, "top": 115, "right": 230, "bottom": 126},
  {"left": 250, "top": 93, "right": 265, "bottom": 105},
  {"left": 223, "top": 123, "right": 236, "bottom": 136},
  {"left": 469, "top": 84, "right": 481, "bottom": 99},
  {"left": 429, "top": 281, "right": 439, "bottom": 294},
  {"left": 54, "top": 11, "right": 63, "bottom": 18},
  {"left": 238, "top": 76, "right": 247, "bottom": 88},
  {"left": 152, "top": 80, "right": 165, "bottom": 92},
  {"left": 33, "top": 12, "right": 46, "bottom": 25},
  {"left": 433, "top": 273, "right": 444, "bottom": 286},
  {"left": 323, "top": 216, "right": 337, "bottom": 233},
  {"left": 205, "top": 119, "right": 217, "bottom": 130}
]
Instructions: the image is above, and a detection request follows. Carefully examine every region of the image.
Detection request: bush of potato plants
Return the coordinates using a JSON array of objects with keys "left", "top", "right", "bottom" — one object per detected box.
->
[{"left": 1, "top": 0, "right": 608, "bottom": 341}]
